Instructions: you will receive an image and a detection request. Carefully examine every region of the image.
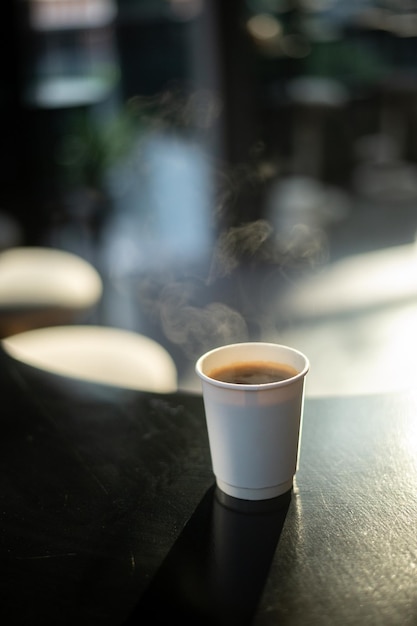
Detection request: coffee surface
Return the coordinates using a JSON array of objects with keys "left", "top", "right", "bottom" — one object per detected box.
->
[{"left": 208, "top": 360, "right": 298, "bottom": 384}]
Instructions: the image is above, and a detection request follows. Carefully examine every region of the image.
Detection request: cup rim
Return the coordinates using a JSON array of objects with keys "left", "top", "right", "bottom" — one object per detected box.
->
[{"left": 195, "top": 341, "right": 309, "bottom": 391}]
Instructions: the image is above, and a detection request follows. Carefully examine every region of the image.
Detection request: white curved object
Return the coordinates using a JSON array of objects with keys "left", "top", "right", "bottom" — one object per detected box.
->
[
  {"left": 2, "top": 325, "right": 177, "bottom": 393},
  {"left": 0, "top": 247, "right": 102, "bottom": 310}
]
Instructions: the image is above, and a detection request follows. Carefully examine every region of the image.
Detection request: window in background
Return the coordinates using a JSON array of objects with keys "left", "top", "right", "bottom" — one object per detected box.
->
[{"left": 5, "top": 0, "right": 417, "bottom": 396}]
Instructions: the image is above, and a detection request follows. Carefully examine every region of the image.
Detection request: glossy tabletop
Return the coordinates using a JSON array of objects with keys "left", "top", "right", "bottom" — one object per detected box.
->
[{"left": 1, "top": 348, "right": 417, "bottom": 625}]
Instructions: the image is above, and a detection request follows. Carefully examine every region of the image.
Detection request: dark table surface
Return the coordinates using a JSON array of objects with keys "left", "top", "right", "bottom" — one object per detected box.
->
[{"left": 1, "top": 347, "right": 417, "bottom": 626}]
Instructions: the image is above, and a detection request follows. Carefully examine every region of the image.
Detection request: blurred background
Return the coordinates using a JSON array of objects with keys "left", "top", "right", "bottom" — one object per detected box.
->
[{"left": 2, "top": 0, "right": 417, "bottom": 396}]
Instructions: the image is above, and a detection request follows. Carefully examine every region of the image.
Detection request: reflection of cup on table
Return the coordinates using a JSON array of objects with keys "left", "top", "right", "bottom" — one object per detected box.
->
[
  {"left": 196, "top": 342, "right": 309, "bottom": 501},
  {"left": 209, "top": 488, "right": 290, "bottom": 625}
]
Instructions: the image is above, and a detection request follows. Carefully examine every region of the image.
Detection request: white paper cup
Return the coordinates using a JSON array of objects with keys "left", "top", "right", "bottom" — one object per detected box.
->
[{"left": 195, "top": 342, "right": 309, "bottom": 500}]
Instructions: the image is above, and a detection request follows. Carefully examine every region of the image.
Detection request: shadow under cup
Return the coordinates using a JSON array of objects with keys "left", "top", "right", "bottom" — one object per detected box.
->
[{"left": 195, "top": 342, "right": 309, "bottom": 501}]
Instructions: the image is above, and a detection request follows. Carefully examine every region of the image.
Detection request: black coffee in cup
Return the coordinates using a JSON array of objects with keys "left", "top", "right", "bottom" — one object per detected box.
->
[{"left": 208, "top": 361, "right": 298, "bottom": 385}]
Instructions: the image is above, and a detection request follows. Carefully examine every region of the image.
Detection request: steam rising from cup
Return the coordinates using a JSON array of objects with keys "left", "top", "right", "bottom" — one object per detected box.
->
[{"left": 99, "top": 86, "right": 329, "bottom": 371}]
